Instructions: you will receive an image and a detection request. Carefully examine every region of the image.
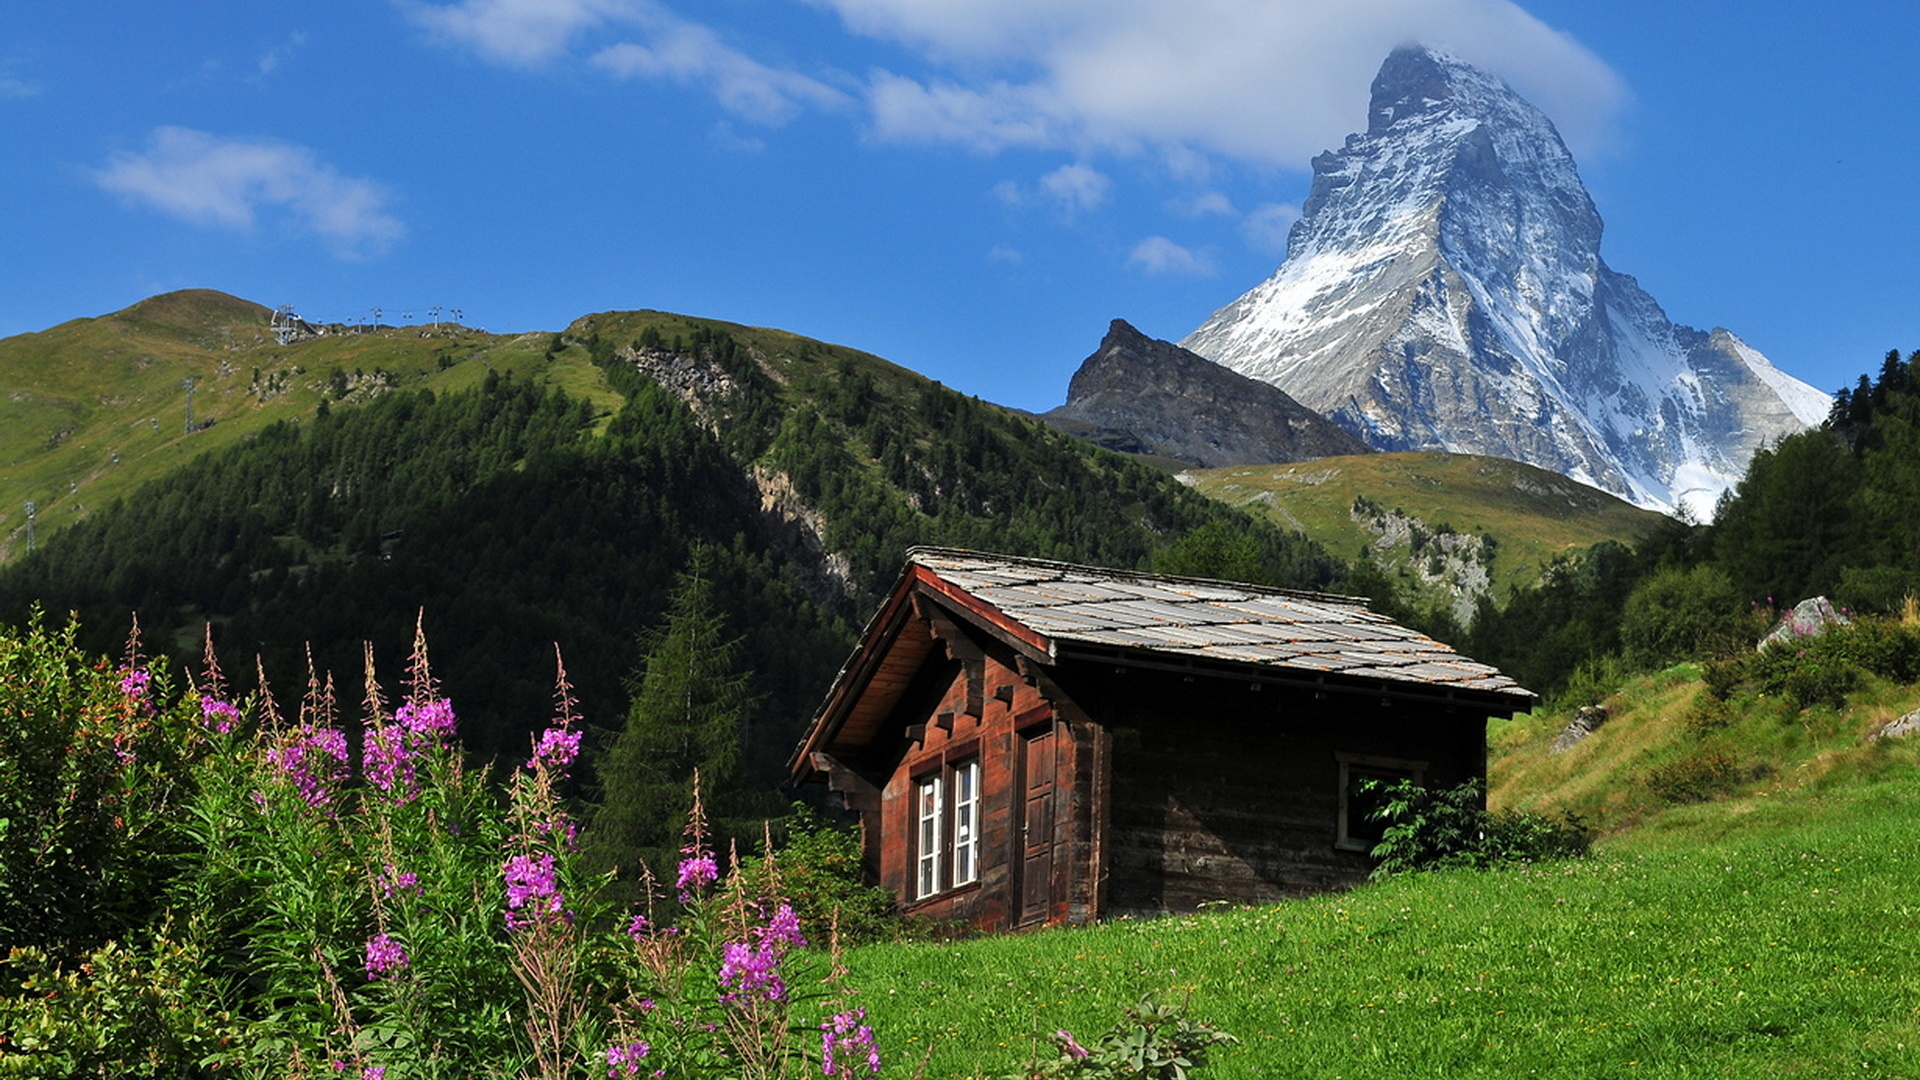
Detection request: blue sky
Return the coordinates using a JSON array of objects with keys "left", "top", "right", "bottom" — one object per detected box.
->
[{"left": 3, "top": 0, "right": 1915, "bottom": 411}]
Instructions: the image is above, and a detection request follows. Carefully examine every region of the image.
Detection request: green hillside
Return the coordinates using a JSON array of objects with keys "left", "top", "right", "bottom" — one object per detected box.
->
[
  {"left": 0, "top": 290, "right": 582, "bottom": 561},
  {"left": 1186, "top": 452, "right": 1669, "bottom": 623},
  {"left": 0, "top": 291, "right": 1338, "bottom": 763}
]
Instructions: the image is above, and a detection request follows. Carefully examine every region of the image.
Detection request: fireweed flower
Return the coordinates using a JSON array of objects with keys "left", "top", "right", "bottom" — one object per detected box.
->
[
  {"left": 381, "top": 863, "right": 420, "bottom": 898},
  {"left": 763, "top": 903, "right": 806, "bottom": 949},
  {"left": 718, "top": 940, "right": 785, "bottom": 1004},
  {"left": 503, "top": 852, "right": 566, "bottom": 929},
  {"left": 201, "top": 696, "right": 241, "bottom": 735},
  {"left": 821, "top": 1008, "right": 881, "bottom": 1078},
  {"left": 364, "top": 933, "right": 409, "bottom": 979},
  {"left": 117, "top": 667, "right": 156, "bottom": 716},
  {"left": 626, "top": 913, "right": 649, "bottom": 944},
  {"left": 1054, "top": 1030, "right": 1090, "bottom": 1060},
  {"left": 528, "top": 726, "right": 582, "bottom": 771},
  {"left": 395, "top": 697, "right": 456, "bottom": 740},
  {"left": 268, "top": 724, "right": 351, "bottom": 809},
  {"left": 675, "top": 854, "right": 718, "bottom": 902},
  {"left": 605, "top": 1041, "right": 651, "bottom": 1079},
  {"left": 366, "top": 698, "right": 457, "bottom": 802}
]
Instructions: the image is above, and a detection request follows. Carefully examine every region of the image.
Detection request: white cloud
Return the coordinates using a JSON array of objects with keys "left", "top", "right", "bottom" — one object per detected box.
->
[
  {"left": 93, "top": 127, "right": 404, "bottom": 259},
  {"left": 1128, "top": 236, "right": 1215, "bottom": 277},
  {"left": 1241, "top": 201, "right": 1301, "bottom": 254},
  {"left": 1178, "top": 191, "right": 1236, "bottom": 218},
  {"left": 0, "top": 76, "right": 40, "bottom": 99},
  {"left": 815, "top": 0, "right": 1625, "bottom": 166},
  {"left": 256, "top": 32, "right": 309, "bottom": 77},
  {"left": 1038, "top": 162, "right": 1109, "bottom": 215},
  {"left": 404, "top": 0, "right": 630, "bottom": 67},
  {"left": 592, "top": 15, "right": 847, "bottom": 125},
  {"left": 408, "top": 0, "right": 847, "bottom": 124},
  {"left": 986, "top": 244, "right": 1024, "bottom": 264}
]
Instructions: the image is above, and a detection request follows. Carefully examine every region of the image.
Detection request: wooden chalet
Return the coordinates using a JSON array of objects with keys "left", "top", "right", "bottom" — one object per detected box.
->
[{"left": 790, "top": 549, "right": 1534, "bottom": 931}]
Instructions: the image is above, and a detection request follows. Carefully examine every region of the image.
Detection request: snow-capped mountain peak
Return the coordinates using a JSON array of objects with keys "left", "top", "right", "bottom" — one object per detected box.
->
[{"left": 1182, "top": 45, "right": 1826, "bottom": 519}]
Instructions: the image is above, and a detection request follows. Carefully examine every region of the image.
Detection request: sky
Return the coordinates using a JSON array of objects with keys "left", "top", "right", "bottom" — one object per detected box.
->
[{"left": 3, "top": 0, "right": 1916, "bottom": 411}]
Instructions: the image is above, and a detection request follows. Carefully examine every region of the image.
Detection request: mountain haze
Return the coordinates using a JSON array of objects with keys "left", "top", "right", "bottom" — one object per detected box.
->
[{"left": 1183, "top": 46, "right": 1829, "bottom": 519}]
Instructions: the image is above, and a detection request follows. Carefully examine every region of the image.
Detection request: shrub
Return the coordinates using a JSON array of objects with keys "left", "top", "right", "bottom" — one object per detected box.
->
[
  {"left": 1645, "top": 751, "right": 1739, "bottom": 805},
  {"left": 763, "top": 804, "right": 898, "bottom": 946},
  {"left": 1006, "top": 995, "right": 1239, "bottom": 1080},
  {"left": 1620, "top": 565, "right": 1745, "bottom": 669},
  {"left": 1366, "top": 779, "right": 1588, "bottom": 876}
]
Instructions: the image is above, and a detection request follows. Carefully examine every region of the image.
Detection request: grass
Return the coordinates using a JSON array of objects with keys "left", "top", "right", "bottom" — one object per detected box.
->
[{"left": 845, "top": 751, "right": 1920, "bottom": 1078}]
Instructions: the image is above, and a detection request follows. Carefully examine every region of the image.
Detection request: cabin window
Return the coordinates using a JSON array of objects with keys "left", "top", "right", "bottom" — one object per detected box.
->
[
  {"left": 1335, "top": 753, "right": 1427, "bottom": 853},
  {"left": 912, "top": 757, "right": 982, "bottom": 899},
  {"left": 915, "top": 772, "right": 944, "bottom": 899}
]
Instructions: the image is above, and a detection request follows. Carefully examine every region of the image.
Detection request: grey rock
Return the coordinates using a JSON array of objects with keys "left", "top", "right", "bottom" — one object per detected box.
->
[
  {"left": 1873, "top": 709, "right": 1920, "bottom": 741},
  {"left": 1044, "top": 319, "right": 1371, "bottom": 468},
  {"left": 1550, "top": 704, "right": 1610, "bottom": 754},
  {"left": 1758, "top": 596, "right": 1850, "bottom": 652}
]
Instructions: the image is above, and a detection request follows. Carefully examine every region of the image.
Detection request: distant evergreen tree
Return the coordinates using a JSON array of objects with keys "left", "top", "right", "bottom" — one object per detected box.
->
[{"left": 586, "top": 547, "right": 760, "bottom": 889}]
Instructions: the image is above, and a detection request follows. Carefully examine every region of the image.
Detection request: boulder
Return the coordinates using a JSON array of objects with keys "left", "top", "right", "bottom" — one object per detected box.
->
[
  {"left": 1758, "top": 596, "right": 1850, "bottom": 652},
  {"left": 1550, "top": 705, "right": 1610, "bottom": 754},
  {"left": 1872, "top": 709, "right": 1920, "bottom": 742}
]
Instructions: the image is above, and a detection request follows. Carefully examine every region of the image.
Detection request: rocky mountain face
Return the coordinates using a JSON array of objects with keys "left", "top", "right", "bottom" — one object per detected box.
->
[
  {"left": 1043, "top": 319, "right": 1371, "bottom": 467},
  {"left": 1181, "top": 46, "right": 1830, "bottom": 519}
]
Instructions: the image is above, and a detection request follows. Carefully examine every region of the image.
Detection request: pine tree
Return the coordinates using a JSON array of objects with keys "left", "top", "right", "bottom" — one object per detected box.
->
[{"left": 585, "top": 547, "right": 758, "bottom": 887}]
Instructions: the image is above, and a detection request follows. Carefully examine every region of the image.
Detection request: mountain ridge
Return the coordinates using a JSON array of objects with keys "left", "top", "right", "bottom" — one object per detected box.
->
[{"left": 1041, "top": 318, "right": 1371, "bottom": 468}]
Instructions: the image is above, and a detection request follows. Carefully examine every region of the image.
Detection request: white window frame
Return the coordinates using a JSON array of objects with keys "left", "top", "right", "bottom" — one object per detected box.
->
[
  {"left": 912, "top": 756, "right": 982, "bottom": 900},
  {"left": 915, "top": 772, "right": 944, "bottom": 899},
  {"left": 951, "top": 759, "right": 981, "bottom": 887},
  {"left": 1335, "top": 752, "right": 1427, "bottom": 852}
]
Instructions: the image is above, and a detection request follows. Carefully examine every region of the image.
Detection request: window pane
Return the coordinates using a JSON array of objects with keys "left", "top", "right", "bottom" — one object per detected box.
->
[
  {"left": 916, "top": 775, "right": 942, "bottom": 898},
  {"left": 952, "top": 760, "right": 980, "bottom": 886}
]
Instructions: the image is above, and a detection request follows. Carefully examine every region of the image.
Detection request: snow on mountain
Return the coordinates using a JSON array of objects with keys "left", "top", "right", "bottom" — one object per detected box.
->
[{"left": 1181, "top": 45, "right": 1828, "bottom": 520}]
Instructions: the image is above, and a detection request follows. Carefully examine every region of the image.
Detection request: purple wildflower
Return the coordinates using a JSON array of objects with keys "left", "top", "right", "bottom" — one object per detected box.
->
[
  {"left": 676, "top": 854, "right": 718, "bottom": 902},
  {"left": 363, "top": 724, "right": 417, "bottom": 800},
  {"left": 1055, "top": 1030, "right": 1089, "bottom": 1061},
  {"left": 626, "top": 913, "right": 649, "bottom": 944},
  {"left": 822, "top": 1008, "right": 882, "bottom": 1078},
  {"left": 503, "top": 852, "right": 566, "bottom": 929},
  {"left": 363, "top": 1068, "right": 386, "bottom": 1080},
  {"left": 395, "top": 697, "right": 457, "bottom": 740},
  {"left": 381, "top": 863, "right": 420, "bottom": 899},
  {"left": 118, "top": 667, "right": 151, "bottom": 698},
  {"left": 529, "top": 726, "right": 583, "bottom": 772},
  {"left": 364, "top": 933, "right": 409, "bottom": 979},
  {"left": 762, "top": 903, "right": 806, "bottom": 949},
  {"left": 718, "top": 940, "right": 786, "bottom": 1004},
  {"left": 268, "top": 724, "right": 351, "bottom": 810},
  {"left": 605, "top": 1041, "right": 651, "bottom": 1079},
  {"left": 201, "top": 696, "right": 241, "bottom": 735}
]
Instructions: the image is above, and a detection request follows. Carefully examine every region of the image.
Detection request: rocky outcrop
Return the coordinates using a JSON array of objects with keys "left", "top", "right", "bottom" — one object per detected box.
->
[{"left": 1043, "top": 319, "right": 1370, "bottom": 468}]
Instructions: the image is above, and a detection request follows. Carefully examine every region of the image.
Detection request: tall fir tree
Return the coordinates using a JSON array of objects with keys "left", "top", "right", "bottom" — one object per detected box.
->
[{"left": 585, "top": 547, "right": 759, "bottom": 889}]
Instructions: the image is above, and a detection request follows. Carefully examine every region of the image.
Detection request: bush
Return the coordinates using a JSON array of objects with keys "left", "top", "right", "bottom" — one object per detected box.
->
[
  {"left": 1645, "top": 751, "right": 1739, "bottom": 805},
  {"left": 1619, "top": 565, "right": 1745, "bottom": 670},
  {"left": 1366, "top": 779, "right": 1588, "bottom": 876},
  {"left": 1006, "top": 996, "right": 1239, "bottom": 1080},
  {"left": 765, "top": 804, "right": 898, "bottom": 945}
]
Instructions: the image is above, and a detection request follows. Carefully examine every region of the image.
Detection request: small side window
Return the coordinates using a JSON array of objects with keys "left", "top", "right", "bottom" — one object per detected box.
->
[{"left": 1335, "top": 753, "right": 1427, "bottom": 852}]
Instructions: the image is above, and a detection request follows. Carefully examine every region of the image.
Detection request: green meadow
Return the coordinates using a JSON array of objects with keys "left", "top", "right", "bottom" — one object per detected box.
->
[{"left": 846, "top": 697, "right": 1920, "bottom": 1079}]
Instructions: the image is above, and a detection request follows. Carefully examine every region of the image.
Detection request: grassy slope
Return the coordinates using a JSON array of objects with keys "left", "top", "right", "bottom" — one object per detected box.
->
[
  {"left": 0, "top": 290, "right": 606, "bottom": 562},
  {"left": 845, "top": 664, "right": 1920, "bottom": 1079},
  {"left": 1187, "top": 451, "right": 1668, "bottom": 602}
]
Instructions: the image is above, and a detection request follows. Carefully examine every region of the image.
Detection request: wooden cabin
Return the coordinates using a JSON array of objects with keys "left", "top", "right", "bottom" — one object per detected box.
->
[{"left": 789, "top": 549, "right": 1534, "bottom": 931}]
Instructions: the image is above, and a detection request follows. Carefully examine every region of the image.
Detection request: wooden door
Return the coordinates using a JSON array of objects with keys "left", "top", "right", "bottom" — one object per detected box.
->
[{"left": 1019, "top": 726, "right": 1057, "bottom": 924}]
